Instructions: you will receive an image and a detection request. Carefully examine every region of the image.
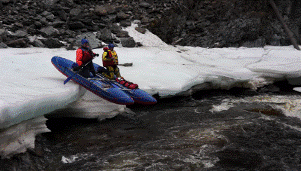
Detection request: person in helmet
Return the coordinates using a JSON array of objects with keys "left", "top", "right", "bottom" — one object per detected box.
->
[
  {"left": 101, "top": 43, "right": 121, "bottom": 80},
  {"left": 74, "top": 39, "right": 99, "bottom": 78}
]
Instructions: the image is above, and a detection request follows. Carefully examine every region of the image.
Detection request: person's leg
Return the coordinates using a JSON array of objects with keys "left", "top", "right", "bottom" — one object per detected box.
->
[
  {"left": 114, "top": 66, "right": 121, "bottom": 78},
  {"left": 87, "top": 62, "right": 96, "bottom": 77},
  {"left": 102, "top": 66, "right": 115, "bottom": 80},
  {"left": 79, "top": 67, "right": 90, "bottom": 78}
]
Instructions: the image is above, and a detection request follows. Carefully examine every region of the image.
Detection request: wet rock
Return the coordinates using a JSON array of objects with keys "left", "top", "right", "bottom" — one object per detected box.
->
[
  {"left": 41, "top": 38, "right": 64, "bottom": 48},
  {"left": 6, "top": 38, "right": 28, "bottom": 48},
  {"left": 215, "top": 147, "right": 263, "bottom": 168},
  {"left": 120, "top": 37, "right": 136, "bottom": 47}
]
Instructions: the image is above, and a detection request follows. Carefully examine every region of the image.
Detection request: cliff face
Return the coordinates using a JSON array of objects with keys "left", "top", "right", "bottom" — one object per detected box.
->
[
  {"left": 146, "top": 0, "right": 301, "bottom": 48},
  {"left": 0, "top": 0, "right": 301, "bottom": 48}
]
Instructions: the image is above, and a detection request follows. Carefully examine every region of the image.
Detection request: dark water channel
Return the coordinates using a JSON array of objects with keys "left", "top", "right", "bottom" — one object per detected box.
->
[{"left": 2, "top": 83, "right": 301, "bottom": 171}]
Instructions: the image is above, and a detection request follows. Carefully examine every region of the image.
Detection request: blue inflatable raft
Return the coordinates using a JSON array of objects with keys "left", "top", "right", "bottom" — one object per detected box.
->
[{"left": 51, "top": 56, "right": 157, "bottom": 105}]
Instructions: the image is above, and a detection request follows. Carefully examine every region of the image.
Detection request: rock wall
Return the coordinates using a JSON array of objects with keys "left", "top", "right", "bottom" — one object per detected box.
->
[{"left": 0, "top": 0, "right": 300, "bottom": 48}]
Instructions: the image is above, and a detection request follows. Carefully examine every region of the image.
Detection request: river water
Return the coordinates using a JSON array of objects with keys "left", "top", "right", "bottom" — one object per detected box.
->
[{"left": 2, "top": 81, "right": 301, "bottom": 170}]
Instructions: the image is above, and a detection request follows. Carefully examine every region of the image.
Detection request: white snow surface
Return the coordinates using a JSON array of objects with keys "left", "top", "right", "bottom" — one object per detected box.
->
[{"left": 2, "top": 24, "right": 301, "bottom": 157}]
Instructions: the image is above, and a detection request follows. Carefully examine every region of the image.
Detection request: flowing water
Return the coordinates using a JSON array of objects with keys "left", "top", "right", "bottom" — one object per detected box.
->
[{"left": 2, "top": 82, "right": 301, "bottom": 170}]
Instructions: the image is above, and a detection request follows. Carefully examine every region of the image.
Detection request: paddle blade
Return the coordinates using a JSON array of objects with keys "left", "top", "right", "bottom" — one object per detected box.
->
[{"left": 64, "top": 76, "right": 72, "bottom": 84}]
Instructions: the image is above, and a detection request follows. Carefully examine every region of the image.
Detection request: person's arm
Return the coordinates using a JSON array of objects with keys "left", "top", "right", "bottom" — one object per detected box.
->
[{"left": 76, "top": 49, "right": 83, "bottom": 66}]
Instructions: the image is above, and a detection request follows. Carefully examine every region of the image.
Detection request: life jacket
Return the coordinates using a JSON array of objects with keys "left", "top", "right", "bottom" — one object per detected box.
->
[
  {"left": 102, "top": 47, "right": 118, "bottom": 67},
  {"left": 76, "top": 47, "right": 93, "bottom": 66}
]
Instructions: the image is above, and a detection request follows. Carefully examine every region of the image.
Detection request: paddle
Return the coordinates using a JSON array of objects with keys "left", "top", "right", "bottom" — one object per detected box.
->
[
  {"left": 64, "top": 52, "right": 99, "bottom": 84},
  {"left": 63, "top": 60, "right": 92, "bottom": 84}
]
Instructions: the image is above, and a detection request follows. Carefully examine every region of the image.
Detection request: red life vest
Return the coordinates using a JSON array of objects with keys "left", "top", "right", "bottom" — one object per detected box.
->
[{"left": 76, "top": 47, "right": 93, "bottom": 66}]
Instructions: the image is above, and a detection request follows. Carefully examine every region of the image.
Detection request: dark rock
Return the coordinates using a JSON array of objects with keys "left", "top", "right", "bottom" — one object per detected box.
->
[
  {"left": 1, "top": 0, "right": 12, "bottom": 4},
  {"left": 56, "top": 10, "right": 68, "bottom": 21},
  {"left": 116, "top": 30, "right": 129, "bottom": 38},
  {"left": 6, "top": 38, "right": 28, "bottom": 48},
  {"left": 135, "top": 27, "right": 146, "bottom": 34},
  {"left": 109, "top": 23, "right": 122, "bottom": 34},
  {"left": 0, "top": 42, "right": 8, "bottom": 48},
  {"left": 139, "top": 2, "right": 151, "bottom": 8},
  {"left": 117, "top": 11, "right": 130, "bottom": 20},
  {"left": 215, "top": 147, "right": 263, "bottom": 168},
  {"left": 120, "top": 20, "right": 131, "bottom": 27},
  {"left": 242, "top": 38, "right": 266, "bottom": 48},
  {"left": 34, "top": 21, "right": 43, "bottom": 29},
  {"left": 69, "top": 8, "right": 82, "bottom": 16},
  {"left": 97, "top": 28, "right": 113, "bottom": 42},
  {"left": 52, "top": 20, "right": 65, "bottom": 28},
  {"left": 0, "top": 29, "right": 8, "bottom": 42},
  {"left": 68, "top": 21, "right": 85, "bottom": 30},
  {"left": 95, "top": 5, "right": 116, "bottom": 16},
  {"left": 10, "top": 30, "right": 28, "bottom": 38},
  {"left": 41, "top": 38, "right": 64, "bottom": 48},
  {"left": 76, "top": 32, "right": 102, "bottom": 49},
  {"left": 46, "top": 13, "right": 55, "bottom": 21},
  {"left": 29, "top": 36, "right": 45, "bottom": 47},
  {"left": 136, "top": 42, "right": 143, "bottom": 47},
  {"left": 40, "top": 26, "right": 59, "bottom": 37},
  {"left": 120, "top": 37, "right": 136, "bottom": 47},
  {"left": 95, "top": 5, "right": 108, "bottom": 16}
]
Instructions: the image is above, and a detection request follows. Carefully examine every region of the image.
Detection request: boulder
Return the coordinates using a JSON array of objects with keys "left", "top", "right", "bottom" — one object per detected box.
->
[
  {"left": 28, "top": 36, "right": 45, "bottom": 47},
  {"left": 0, "top": 42, "right": 8, "bottom": 48},
  {"left": 139, "top": 2, "right": 151, "bottom": 8},
  {"left": 10, "top": 30, "right": 28, "bottom": 38},
  {"left": 97, "top": 28, "right": 113, "bottom": 42},
  {"left": 76, "top": 32, "right": 102, "bottom": 49},
  {"left": 52, "top": 20, "right": 65, "bottom": 28},
  {"left": 95, "top": 5, "right": 116, "bottom": 16},
  {"left": 0, "top": 29, "right": 8, "bottom": 42},
  {"left": 117, "top": 11, "right": 130, "bottom": 20},
  {"left": 135, "top": 27, "right": 147, "bottom": 34},
  {"left": 120, "top": 20, "right": 131, "bottom": 27},
  {"left": 68, "top": 21, "right": 85, "bottom": 30},
  {"left": 120, "top": 37, "right": 136, "bottom": 47},
  {"left": 40, "top": 26, "right": 59, "bottom": 37},
  {"left": 116, "top": 30, "right": 129, "bottom": 38},
  {"left": 110, "top": 23, "right": 122, "bottom": 34},
  {"left": 6, "top": 38, "right": 28, "bottom": 48},
  {"left": 41, "top": 38, "right": 64, "bottom": 48},
  {"left": 69, "top": 8, "right": 81, "bottom": 16}
]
